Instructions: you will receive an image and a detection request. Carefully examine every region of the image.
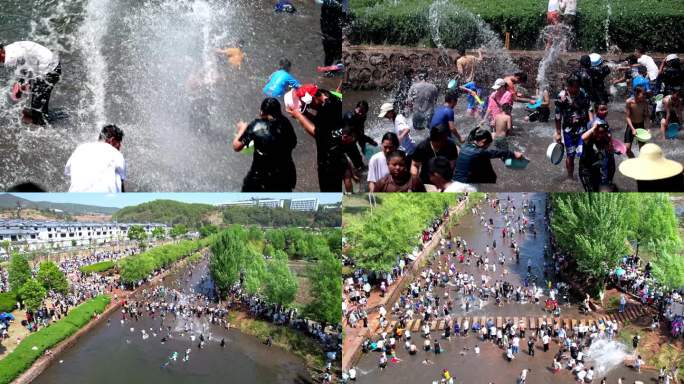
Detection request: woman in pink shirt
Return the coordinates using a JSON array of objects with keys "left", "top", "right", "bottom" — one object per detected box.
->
[{"left": 484, "top": 78, "right": 513, "bottom": 129}]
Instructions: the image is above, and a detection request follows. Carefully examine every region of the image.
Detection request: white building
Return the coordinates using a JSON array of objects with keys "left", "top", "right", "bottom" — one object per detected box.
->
[
  {"left": 0, "top": 219, "right": 168, "bottom": 259},
  {"left": 289, "top": 198, "right": 319, "bottom": 212}
]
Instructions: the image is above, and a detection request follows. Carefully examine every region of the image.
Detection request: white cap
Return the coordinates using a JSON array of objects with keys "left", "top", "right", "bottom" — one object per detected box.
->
[
  {"left": 378, "top": 103, "right": 395, "bottom": 118},
  {"left": 589, "top": 53, "right": 603, "bottom": 67},
  {"left": 492, "top": 78, "right": 505, "bottom": 90},
  {"left": 666, "top": 54, "right": 679, "bottom": 62}
]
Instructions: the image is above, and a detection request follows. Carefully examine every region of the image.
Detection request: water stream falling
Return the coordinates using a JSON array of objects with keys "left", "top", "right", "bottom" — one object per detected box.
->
[{"left": 586, "top": 338, "right": 630, "bottom": 376}]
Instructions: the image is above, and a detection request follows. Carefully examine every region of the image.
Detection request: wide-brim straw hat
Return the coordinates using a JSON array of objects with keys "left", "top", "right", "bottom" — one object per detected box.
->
[{"left": 619, "top": 143, "right": 683, "bottom": 180}]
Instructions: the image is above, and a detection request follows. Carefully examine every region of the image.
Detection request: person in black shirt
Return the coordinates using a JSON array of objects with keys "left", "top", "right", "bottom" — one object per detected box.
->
[
  {"left": 343, "top": 100, "right": 377, "bottom": 168},
  {"left": 411, "top": 124, "right": 459, "bottom": 185},
  {"left": 233, "top": 98, "right": 297, "bottom": 191},
  {"left": 452, "top": 128, "right": 522, "bottom": 184},
  {"left": 287, "top": 88, "right": 345, "bottom": 191},
  {"left": 579, "top": 110, "right": 615, "bottom": 191},
  {"left": 554, "top": 75, "right": 591, "bottom": 179},
  {"left": 320, "top": 0, "right": 344, "bottom": 67}
]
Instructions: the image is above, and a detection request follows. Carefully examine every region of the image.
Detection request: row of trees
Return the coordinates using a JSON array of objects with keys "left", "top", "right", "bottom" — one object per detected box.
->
[
  {"left": 222, "top": 206, "right": 341, "bottom": 228},
  {"left": 550, "top": 193, "right": 682, "bottom": 295},
  {"left": 8, "top": 254, "right": 68, "bottom": 311},
  {"left": 118, "top": 240, "right": 203, "bottom": 285},
  {"left": 209, "top": 226, "right": 341, "bottom": 325},
  {"left": 344, "top": 194, "right": 463, "bottom": 272}
]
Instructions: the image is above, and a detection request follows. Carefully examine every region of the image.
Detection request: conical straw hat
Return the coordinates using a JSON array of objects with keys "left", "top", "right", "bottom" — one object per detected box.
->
[{"left": 619, "top": 143, "right": 683, "bottom": 181}]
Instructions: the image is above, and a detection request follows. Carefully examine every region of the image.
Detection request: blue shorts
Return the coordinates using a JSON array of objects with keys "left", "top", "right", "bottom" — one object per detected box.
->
[{"left": 563, "top": 130, "right": 583, "bottom": 158}]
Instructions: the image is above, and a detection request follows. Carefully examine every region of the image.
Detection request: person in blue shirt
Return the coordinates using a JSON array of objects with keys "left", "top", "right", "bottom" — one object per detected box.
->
[
  {"left": 631, "top": 66, "right": 651, "bottom": 97},
  {"left": 262, "top": 58, "right": 301, "bottom": 97},
  {"left": 430, "top": 91, "right": 464, "bottom": 143},
  {"left": 462, "top": 81, "right": 483, "bottom": 117}
]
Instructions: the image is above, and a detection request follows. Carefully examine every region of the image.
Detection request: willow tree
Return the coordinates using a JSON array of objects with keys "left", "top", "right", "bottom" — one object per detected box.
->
[
  {"left": 550, "top": 193, "right": 632, "bottom": 296},
  {"left": 263, "top": 250, "right": 298, "bottom": 309},
  {"left": 650, "top": 240, "right": 684, "bottom": 291}
]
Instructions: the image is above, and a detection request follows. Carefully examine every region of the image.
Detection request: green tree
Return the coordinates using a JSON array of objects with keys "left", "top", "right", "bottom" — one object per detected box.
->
[
  {"left": 650, "top": 241, "right": 684, "bottom": 290},
  {"left": 18, "top": 278, "right": 46, "bottom": 311},
  {"left": 1, "top": 240, "right": 10, "bottom": 256},
  {"left": 37, "top": 261, "right": 69, "bottom": 294},
  {"left": 209, "top": 227, "right": 265, "bottom": 296},
  {"left": 551, "top": 194, "right": 633, "bottom": 296},
  {"left": 170, "top": 224, "right": 188, "bottom": 240},
  {"left": 9, "top": 253, "right": 31, "bottom": 291},
  {"left": 263, "top": 251, "right": 298, "bottom": 308},
  {"left": 152, "top": 227, "right": 166, "bottom": 240},
  {"left": 128, "top": 225, "right": 147, "bottom": 242},
  {"left": 630, "top": 193, "right": 682, "bottom": 253},
  {"left": 198, "top": 224, "right": 218, "bottom": 238},
  {"left": 304, "top": 249, "right": 341, "bottom": 325}
]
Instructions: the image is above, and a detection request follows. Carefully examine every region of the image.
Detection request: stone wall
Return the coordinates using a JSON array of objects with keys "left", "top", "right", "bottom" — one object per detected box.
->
[{"left": 342, "top": 45, "right": 664, "bottom": 93}]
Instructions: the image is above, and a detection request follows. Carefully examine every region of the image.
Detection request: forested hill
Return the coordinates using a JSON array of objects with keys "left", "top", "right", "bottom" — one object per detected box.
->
[
  {"left": 112, "top": 200, "right": 342, "bottom": 229},
  {"left": 112, "top": 200, "right": 214, "bottom": 227}
]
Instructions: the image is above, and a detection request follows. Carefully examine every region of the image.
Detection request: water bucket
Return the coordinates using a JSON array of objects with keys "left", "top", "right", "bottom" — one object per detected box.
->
[
  {"left": 526, "top": 99, "right": 542, "bottom": 110},
  {"left": 611, "top": 138, "right": 626, "bottom": 155},
  {"left": 666, "top": 123, "right": 680, "bottom": 140},
  {"left": 546, "top": 142, "right": 564, "bottom": 165},
  {"left": 635, "top": 128, "right": 651, "bottom": 142},
  {"left": 284, "top": 89, "right": 301, "bottom": 112},
  {"left": 241, "top": 141, "right": 255, "bottom": 155},
  {"left": 504, "top": 158, "right": 529, "bottom": 170},
  {"left": 363, "top": 145, "right": 380, "bottom": 160}
]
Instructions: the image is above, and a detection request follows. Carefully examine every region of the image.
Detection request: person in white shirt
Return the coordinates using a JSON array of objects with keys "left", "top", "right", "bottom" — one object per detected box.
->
[
  {"left": 0, "top": 41, "right": 61, "bottom": 125},
  {"left": 378, "top": 102, "right": 416, "bottom": 156},
  {"left": 367, "top": 132, "right": 398, "bottom": 192},
  {"left": 560, "top": 0, "right": 577, "bottom": 25},
  {"left": 65, "top": 125, "right": 126, "bottom": 192},
  {"left": 635, "top": 48, "right": 660, "bottom": 83}
]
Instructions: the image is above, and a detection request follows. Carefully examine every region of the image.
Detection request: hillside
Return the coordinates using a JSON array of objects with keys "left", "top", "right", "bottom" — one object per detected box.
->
[
  {"left": 0, "top": 194, "right": 119, "bottom": 215},
  {"left": 112, "top": 200, "right": 214, "bottom": 227}
]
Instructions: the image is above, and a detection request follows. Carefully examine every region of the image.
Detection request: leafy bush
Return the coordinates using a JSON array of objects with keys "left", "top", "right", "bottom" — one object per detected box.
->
[
  {"left": 349, "top": 0, "right": 684, "bottom": 52},
  {"left": 118, "top": 240, "right": 203, "bottom": 284},
  {"left": 79, "top": 261, "right": 116, "bottom": 274},
  {"left": 0, "top": 291, "right": 17, "bottom": 313},
  {"left": 0, "top": 295, "right": 110, "bottom": 384}
]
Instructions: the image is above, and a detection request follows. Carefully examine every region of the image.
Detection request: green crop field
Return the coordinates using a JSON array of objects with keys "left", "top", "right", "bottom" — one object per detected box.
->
[{"left": 349, "top": 0, "right": 684, "bottom": 52}]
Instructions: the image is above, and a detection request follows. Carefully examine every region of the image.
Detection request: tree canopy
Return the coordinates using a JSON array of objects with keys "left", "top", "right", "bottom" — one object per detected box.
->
[
  {"left": 344, "top": 194, "right": 460, "bottom": 272},
  {"left": 151, "top": 227, "right": 166, "bottom": 240},
  {"left": 263, "top": 250, "right": 298, "bottom": 308},
  {"left": 550, "top": 193, "right": 682, "bottom": 295},
  {"left": 9, "top": 253, "right": 31, "bottom": 291},
  {"left": 19, "top": 278, "right": 46, "bottom": 311},
  {"left": 209, "top": 226, "right": 265, "bottom": 297},
  {"left": 127, "top": 225, "right": 147, "bottom": 242},
  {"left": 37, "top": 261, "right": 68, "bottom": 294},
  {"left": 304, "top": 247, "right": 342, "bottom": 325}
]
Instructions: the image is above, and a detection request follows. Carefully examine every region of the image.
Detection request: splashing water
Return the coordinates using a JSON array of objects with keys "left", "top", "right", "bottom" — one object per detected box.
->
[
  {"left": 535, "top": 24, "right": 573, "bottom": 95},
  {"left": 604, "top": 0, "right": 612, "bottom": 52},
  {"left": 586, "top": 338, "right": 629, "bottom": 375},
  {"left": 427, "top": 0, "right": 517, "bottom": 83}
]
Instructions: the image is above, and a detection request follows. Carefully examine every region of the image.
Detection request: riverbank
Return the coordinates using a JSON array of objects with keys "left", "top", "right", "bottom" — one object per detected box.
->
[
  {"left": 227, "top": 311, "right": 331, "bottom": 379},
  {"left": 0, "top": 295, "right": 111, "bottom": 384}
]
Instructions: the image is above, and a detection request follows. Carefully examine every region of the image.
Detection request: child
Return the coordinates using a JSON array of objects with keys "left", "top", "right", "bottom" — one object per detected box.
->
[
  {"left": 463, "top": 81, "right": 483, "bottom": 117},
  {"left": 373, "top": 150, "right": 426, "bottom": 192},
  {"left": 262, "top": 58, "right": 301, "bottom": 98},
  {"left": 494, "top": 103, "right": 513, "bottom": 138}
]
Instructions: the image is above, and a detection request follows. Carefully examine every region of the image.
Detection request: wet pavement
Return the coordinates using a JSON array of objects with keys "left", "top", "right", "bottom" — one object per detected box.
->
[
  {"left": 1, "top": 0, "right": 337, "bottom": 192},
  {"left": 343, "top": 90, "right": 684, "bottom": 192},
  {"left": 33, "top": 258, "right": 312, "bottom": 384}
]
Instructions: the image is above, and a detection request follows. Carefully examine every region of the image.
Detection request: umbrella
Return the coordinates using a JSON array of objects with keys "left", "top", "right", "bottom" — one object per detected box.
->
[
  {"left": 614, "top": 268, "right": 626, "bottom": 277},
  {"left": 0, "top": 312, "right": 15, "bottom": 321}
]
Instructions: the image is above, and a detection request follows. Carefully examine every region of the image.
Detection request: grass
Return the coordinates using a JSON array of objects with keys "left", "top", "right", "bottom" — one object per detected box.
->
[
  {"left": 227, "top": 312, "right": 328, "bottom": 371},
  {"left": 79, "top": 260, "right": 116, "bottom": 274},
  {"left": 0, "top": 295, "right": 111, "bottom": 384}
]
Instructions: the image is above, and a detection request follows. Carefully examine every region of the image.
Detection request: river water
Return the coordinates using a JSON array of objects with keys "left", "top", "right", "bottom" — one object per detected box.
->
[
  {"left": 1, "top": 0, "right": 328, "bottom": 191},
  {"left": 353, "top": 192, "right": 657, "bottom": 383},
  {"left": 33, "top": 258, "right": 312, "bottom": 383}
]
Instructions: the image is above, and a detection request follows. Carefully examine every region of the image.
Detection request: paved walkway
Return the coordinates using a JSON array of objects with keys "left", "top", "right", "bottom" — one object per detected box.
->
[{"left": 342, "top": 198, "right": 470, "bottom": 371}]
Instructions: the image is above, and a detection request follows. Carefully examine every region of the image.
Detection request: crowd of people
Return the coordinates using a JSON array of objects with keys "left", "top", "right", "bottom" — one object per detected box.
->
[{"left": 343, "top": 194, "right": 667, "bottom": 383}]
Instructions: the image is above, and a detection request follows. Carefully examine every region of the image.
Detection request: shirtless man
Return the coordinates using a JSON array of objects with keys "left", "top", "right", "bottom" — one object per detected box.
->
[
  {"left": 659, "top": 89, "right": 682, "bottom": 139},
  {"left": 624, "top": 86, "right": 650, "bottom": 158},
  {"left": 494, "top": 103, "right": 513, "bottom": 138}
]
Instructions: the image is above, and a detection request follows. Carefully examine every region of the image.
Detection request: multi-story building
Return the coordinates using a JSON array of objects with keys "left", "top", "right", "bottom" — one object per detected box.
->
[
  {"left": 0, "top": 219, "right": 168, "bottom": 259},
  {"left": 289, "top": 198, "right": 319, "bottom": 212}
]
